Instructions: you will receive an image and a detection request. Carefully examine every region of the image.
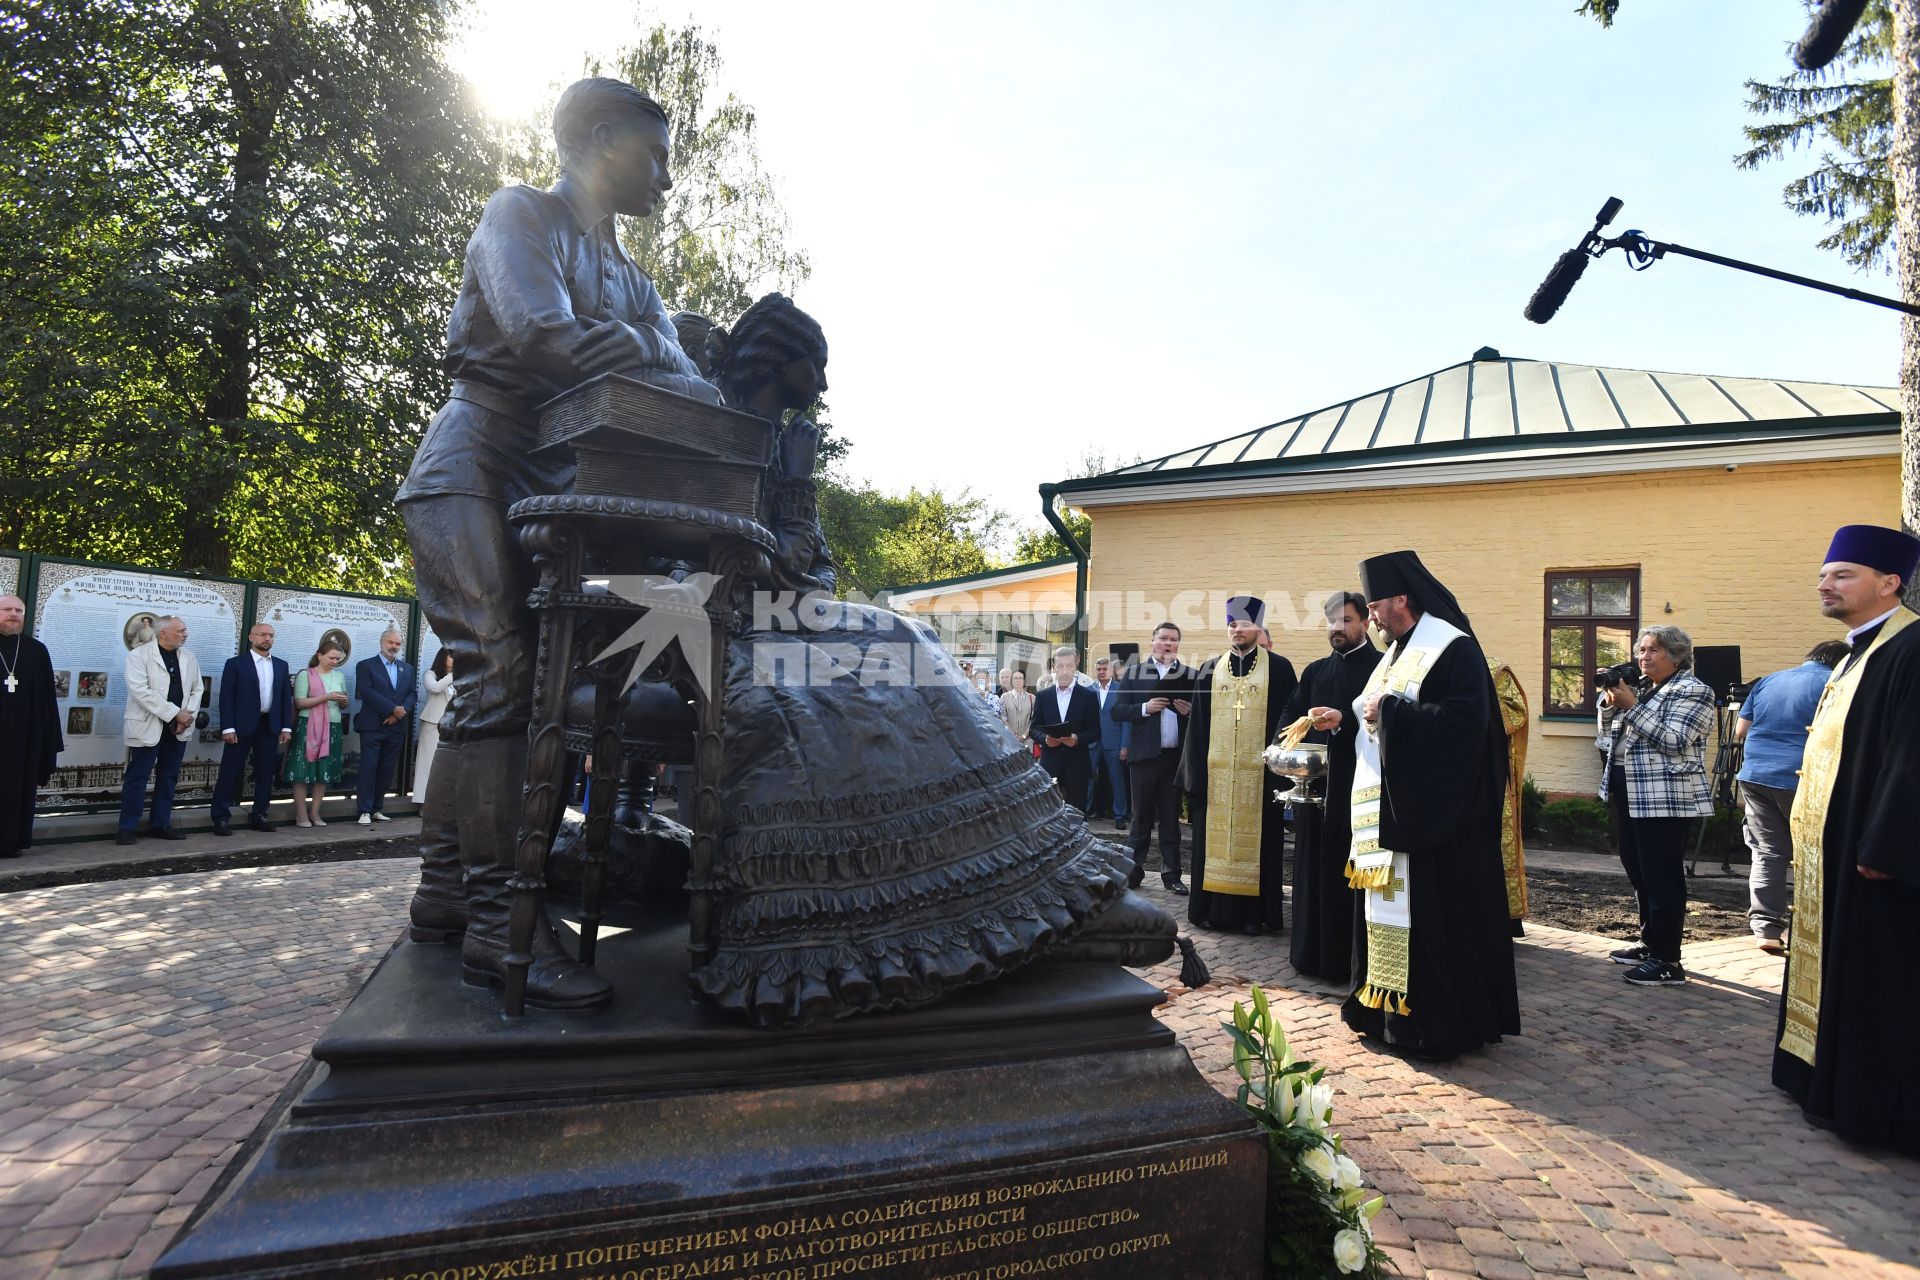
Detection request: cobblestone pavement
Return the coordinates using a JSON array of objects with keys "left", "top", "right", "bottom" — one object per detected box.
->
[
  {"left": 2, "top": 863, "right": 1915, "bottom": 1279},
  {"left": 0, "top": 815, "right": 422, "bottom": 892},
  {"left": 1132, "top": 879, "right": 1920, "bottom": 1280}
]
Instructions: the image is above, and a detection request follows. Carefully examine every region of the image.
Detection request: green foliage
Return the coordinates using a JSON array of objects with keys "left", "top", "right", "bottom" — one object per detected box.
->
[
  {"left": 1521, "top": 773, "right": 1549, "bottom": 838},
  {"left": 1011, "top": 508, "right": 1090, "bottom": 563},
  {"left": 1227, "top": 987, "right": 1386, "bottom": 1279},
  {"left": 1576, "top": 0, "right": 1620, "bottom": 27},
  {"left": 817, "top": 479, "right": 1009, "bottom": 599},
  {"left": 1537, "top": 797, "right": 1612, "bottom": 849},
  {"left": 1736, "top": 3, "right": 1894, "bottom": 272},
  {"left": 1, "top": 0, "right": 499, "bottom": 592},
  {"left": 1, "top": 8, "right": 813, "bottom": 592},
  {"left": 1010, "top": 448, "right": 1137, "bottom": 561}
]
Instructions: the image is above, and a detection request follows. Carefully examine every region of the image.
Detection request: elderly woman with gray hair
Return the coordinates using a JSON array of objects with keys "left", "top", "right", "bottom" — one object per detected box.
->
[{"left": 1598, "top": 624, "right": 1716, "bottom": 987}]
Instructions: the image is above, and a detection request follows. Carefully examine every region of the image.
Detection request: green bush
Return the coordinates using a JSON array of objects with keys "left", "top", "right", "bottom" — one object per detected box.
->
[
  {"left": 1537, "top": 797, "right": 1611, "bottom": 849},
  {"left": 1520, "top": 774, "right": 1548, "bottom": 838}
]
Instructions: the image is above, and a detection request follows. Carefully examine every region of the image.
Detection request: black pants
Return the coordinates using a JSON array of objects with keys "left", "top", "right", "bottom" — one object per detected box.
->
[
  {"left": 1609, "top": 767, "right": 1689, "bottom": 962},
  {"left": 212, "top": 716, "right": 280, "bottom": 824},
  {"left": 1128, "top": 754, "right": 1183, "bottom": 882},
  {"left": 357, "top": 725, "right": 406, "bottom": 815}
]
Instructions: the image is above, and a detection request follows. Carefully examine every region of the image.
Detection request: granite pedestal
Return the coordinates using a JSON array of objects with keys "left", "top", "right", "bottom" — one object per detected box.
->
[{"left": 153, "top": 908, "right": 1265, "bottom": 1279}]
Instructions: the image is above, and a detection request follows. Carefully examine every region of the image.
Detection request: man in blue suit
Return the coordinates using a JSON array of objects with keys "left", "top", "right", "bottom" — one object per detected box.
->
[
  {"left": 354, "top": 629, "right": 416, "bottom": 825},
  {"left": 211, "top": 621, "right": 295, "bottom": 835}
]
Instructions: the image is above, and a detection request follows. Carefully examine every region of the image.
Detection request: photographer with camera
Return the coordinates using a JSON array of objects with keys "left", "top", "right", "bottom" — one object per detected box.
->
[{"left": 1597, "top": 625, "right": 1716, "bottom": 987}]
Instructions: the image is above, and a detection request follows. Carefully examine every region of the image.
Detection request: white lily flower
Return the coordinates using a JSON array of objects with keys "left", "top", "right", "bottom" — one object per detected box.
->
[{"left": 1301, "top": 1145, "right": 1337, "bottom": 1183}]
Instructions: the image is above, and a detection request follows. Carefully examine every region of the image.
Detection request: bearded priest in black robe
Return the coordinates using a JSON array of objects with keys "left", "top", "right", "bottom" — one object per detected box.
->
[
  {"left": 1338, "top": 552, "right": 1519, "bottom": 1060},
  {"left": 0, "top": 594, "right": 63, "bottom": 858},
  {"left": 1773, "top": 523, "right": 1920, "bottom": 1157},
  {"left": 1181, "top": 596, "right": 1297, "bottom": 935},
  {"left": 1283, "top": 591, "right": 1381, "bottom": 982}
]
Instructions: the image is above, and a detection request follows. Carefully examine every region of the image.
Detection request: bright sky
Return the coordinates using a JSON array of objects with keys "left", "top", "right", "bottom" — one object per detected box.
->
[{"left": 452, "top": 0, "right": 1901, "bottom": 549}]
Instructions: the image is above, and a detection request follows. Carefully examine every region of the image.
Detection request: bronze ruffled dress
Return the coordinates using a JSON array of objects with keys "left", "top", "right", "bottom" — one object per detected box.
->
[{"left": 693, "top": 597, "right": 1132, "bottom": 1026}]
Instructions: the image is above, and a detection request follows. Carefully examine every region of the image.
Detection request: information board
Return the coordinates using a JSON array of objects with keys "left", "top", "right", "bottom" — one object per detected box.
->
[
  {"left": 32, "top": 563, "right": 246, "bottom": 793},
  {"left": 253, "top": 587, "right": 412, "bottom": 727}
]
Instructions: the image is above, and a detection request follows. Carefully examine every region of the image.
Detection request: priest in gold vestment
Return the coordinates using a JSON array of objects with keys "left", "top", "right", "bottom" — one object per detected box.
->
[
  {"left": 1181, "top": 596, "right": 1297, "bottom": 935},
  {"left": 1772, "top": 523, "right": 1920, "bottom": 1157},
  {"left": 1488, "top": 660, "right": 1530, "bottom": 936}
]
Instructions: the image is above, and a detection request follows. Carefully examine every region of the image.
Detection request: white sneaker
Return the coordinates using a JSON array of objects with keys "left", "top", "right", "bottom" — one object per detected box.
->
[
  {"left": 372, "top": 812, "right": 391, "bottom": 822},
  {"left": 357, "top": 813, "right": 372, "bottom": 826}
]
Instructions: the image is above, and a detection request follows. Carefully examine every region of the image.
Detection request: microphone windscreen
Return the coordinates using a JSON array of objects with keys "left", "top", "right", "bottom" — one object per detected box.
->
[
  {"left": 1793, "top": 0, "right": 1869, "bottom": 70},
  {"left": 1522, "top": 248, "right": 1589, "bottom": 324}
]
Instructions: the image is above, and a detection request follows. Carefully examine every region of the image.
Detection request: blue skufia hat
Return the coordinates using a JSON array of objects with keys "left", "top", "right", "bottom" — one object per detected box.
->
[
  {"left": 1825, "top": 524, "right": 1920, "bottom": 583},
  {"left": 1225, "top": 595, "right": 1266, "bottom": 627}
]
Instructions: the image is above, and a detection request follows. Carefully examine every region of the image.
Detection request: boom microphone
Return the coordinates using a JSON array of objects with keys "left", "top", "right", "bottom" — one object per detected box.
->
[
  {"left": 1793, "top": 0, "right": 1870, "bottom": 71},
  {"left": 1523, "top": 249, "right": 1589, "bottom": 325},
  {"left": 1522, "top": 196, "right": 1623, "bottom": 324}
]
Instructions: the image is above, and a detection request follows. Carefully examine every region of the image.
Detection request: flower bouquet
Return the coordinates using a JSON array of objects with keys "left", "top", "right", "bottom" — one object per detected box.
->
[{"left": 1226, "top": 986, "right": 1386, "bottom": 1278}]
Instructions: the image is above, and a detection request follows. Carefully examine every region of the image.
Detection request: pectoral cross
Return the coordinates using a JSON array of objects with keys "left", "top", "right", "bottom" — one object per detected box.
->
[
  {"left": 1381, "top": 870, "right": 1406, "bottom": 903},
  {"left": 3, "top": 674, "right": 16, "bottom": 694}
]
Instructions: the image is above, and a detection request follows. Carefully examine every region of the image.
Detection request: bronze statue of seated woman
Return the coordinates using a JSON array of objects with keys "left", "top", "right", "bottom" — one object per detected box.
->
[{"left": 686, "top": 293, "right": 1189, "bottom": 1026}]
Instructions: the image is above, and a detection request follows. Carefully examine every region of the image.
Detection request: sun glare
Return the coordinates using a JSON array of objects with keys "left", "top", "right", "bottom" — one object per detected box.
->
[{"left": 449, "top": 0, "right": 634, "bottom": 122}]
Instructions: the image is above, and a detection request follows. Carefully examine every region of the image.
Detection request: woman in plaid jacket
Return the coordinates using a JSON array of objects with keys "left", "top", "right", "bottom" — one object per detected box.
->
[{"left": 1598, "top": 625, "right": 1715, "bottom": 987}]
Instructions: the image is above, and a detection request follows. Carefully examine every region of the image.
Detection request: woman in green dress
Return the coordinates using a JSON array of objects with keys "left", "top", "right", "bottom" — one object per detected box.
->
[{"left": 287, "top": 642, "right": 349, "bottom": 827}]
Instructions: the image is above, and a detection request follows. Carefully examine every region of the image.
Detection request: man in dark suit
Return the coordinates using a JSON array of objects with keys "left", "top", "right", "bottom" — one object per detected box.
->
[
  {"left": 1108, "top": 621, "right": 1197, "bottom": 894},
  {"left": 1029, "top": 645, "right": 1101, "bottom": 807},
  {"left": 211, "top": 622, "right": 295, "bottom": 836},
  {"left": 354, "top": 628, "right": 416, "bottom": 825}
]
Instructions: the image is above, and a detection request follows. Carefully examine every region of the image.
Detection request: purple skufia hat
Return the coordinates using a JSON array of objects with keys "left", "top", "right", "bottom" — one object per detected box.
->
[
  {"left": 1825, "top": 524, "right": 1920, "bottom": 582},
  {"left": 1225, "top": 595, "right": 1266, "bottom": 627}
]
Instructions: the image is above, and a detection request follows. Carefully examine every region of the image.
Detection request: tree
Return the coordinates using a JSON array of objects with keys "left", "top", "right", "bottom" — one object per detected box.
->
[
  {"left": 1010, "top": 448, "right": 1139, "bottom": 562},
  {"left": 1737, "top": 4, "right": 1894, "bottom": 273},
  {"left": 817, "top": 481, "right": 1010, "bottom": 599},
  {"left": 1011, "top": 507, "right": 1091, "bottom": 564},
  {"left": 1, "top": 1, "right": 497, "bottom": 592},
  {"left": 1, "top": 9, "right": 814, "bottom": 593}
]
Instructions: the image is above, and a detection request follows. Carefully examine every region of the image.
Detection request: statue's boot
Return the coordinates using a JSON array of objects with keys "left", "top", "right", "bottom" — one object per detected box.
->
[
  {"left": 407, "top": 742, "right": 467, "bottom": 943},
  {"left": 455, "top": 735, "right": 613, "bottom": 1010}
]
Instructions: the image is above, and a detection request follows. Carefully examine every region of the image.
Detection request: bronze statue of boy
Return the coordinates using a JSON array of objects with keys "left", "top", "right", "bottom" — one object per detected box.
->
[{"left": 398, "top": 78, "right": 713, "bottom": 1008}]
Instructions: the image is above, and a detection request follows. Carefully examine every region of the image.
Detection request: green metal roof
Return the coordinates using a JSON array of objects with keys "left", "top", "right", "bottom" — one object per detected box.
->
[{"left": 1075, "top": 350, "right": 1898, "bottom": 490}]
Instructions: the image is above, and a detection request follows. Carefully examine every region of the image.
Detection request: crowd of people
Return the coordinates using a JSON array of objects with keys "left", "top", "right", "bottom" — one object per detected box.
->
[
  {"left": 0, "top": 607, "right": 449, "bottom": 852},
  {"left": 2, "top": 60, "right": 1913, "bottom": 1159},
  {"left": 982, "top": 525, "right": 1919, "bottom": 1157}
]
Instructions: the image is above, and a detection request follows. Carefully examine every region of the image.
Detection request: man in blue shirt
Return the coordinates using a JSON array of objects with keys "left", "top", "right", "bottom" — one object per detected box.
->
[{"left": 1734, "top": 640, "right": 1849, "bottom": 953}]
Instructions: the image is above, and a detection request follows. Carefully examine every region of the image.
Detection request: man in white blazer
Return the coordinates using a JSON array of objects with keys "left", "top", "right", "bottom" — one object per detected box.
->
[{"left": 117, "top": 615, "right": 203, "bottom": 845}]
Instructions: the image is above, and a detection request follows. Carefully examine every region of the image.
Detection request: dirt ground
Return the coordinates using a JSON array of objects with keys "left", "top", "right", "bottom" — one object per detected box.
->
[{"left": 1520, "top": 860, "right": 1752, "bottom": 943}]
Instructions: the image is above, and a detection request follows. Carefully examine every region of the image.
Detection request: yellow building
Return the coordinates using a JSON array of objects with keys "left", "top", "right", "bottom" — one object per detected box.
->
[
  {"left": 1049, "top": 347, "right": 1900, "bottom": 796},
  {"left": 885, "top": 556, "right": 1081, "bottom": 687}
]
